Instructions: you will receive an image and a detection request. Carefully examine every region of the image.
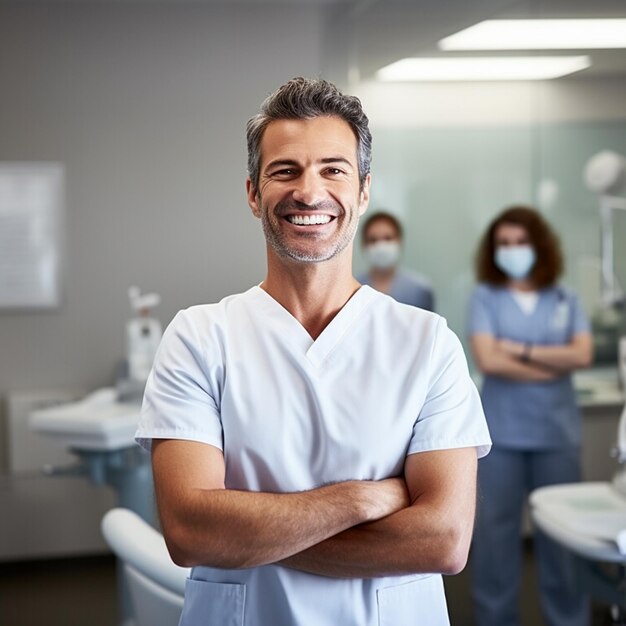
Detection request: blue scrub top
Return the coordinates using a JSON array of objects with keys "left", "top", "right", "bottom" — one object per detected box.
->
[
  {"left": 357, "top": 268, "right": 435, "bottom": 311},
  {"left": 468, "top": 283, "right": 590, "bottom": 449}
]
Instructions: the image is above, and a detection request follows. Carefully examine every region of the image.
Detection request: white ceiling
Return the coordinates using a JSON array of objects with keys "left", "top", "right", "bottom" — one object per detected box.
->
[{"left": 345, "top": 0, "right": 626, "bottom": 79}]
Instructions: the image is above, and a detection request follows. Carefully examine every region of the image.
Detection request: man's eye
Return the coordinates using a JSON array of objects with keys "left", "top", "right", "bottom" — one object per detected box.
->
[
  {"left": 325, "top": 167, "right": 344, "bottom": 175},
  {"left": 272, "top": 169, "right": 296, "bottom": 177}
]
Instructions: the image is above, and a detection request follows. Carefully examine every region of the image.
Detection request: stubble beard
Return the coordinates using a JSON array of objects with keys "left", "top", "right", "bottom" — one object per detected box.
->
[{"left": 260, "top": 198, "right": 360, "bottom": 264}]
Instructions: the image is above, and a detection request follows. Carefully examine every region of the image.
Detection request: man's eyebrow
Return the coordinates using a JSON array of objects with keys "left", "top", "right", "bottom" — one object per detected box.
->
[
  {"left": 320, "top": 157, "right": 353, "bottom": 167},
  {"left": 264, "top": 159, "right": 300, "bottom": 171},
  {"left": 264, "top": 156, "right": 354, "bottom": 171}
]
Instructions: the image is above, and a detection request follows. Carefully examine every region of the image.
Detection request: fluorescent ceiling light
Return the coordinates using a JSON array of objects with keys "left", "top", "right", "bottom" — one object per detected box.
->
[
  {"left": 376, "top": 56, "right": 591, "bottom": 81},
  {"left": 439, "top": 19, "right": 626, "bottom": 50}
]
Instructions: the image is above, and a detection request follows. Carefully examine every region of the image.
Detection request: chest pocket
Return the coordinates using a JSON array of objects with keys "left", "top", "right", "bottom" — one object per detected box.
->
[
  {"left": 179, "top": 579, "right": 246, "bottom": 626},
  {"left": 377, "top": 575, "right": 449, "bottom": 626},
  {"left": 551, "top": 300, "right": 570, "bottom": 330},
  {"left": 544, "top": 298, "right": 571, "bottom": 344}
]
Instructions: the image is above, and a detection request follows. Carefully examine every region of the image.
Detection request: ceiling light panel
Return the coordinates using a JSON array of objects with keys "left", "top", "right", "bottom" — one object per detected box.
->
[
  {"left": 439, "top": 19, "right": 626, "bottom": 50},
  {"left": 376, "top": 56, "right": 591, "bottom": 81}
]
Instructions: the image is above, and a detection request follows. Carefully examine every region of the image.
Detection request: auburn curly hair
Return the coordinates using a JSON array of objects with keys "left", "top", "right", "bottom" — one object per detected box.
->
[{"left": 475, "top": 205, "right": 563, "bottom": 288}]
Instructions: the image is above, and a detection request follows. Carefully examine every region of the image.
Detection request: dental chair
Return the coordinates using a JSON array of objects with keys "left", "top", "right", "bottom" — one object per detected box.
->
[{"left": 101, "top": 508, "right": 189, "bottom": 626}]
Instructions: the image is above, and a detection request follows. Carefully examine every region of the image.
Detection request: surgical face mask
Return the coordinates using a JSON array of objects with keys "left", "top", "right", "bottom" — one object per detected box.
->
[
  {"left": 494, "top": 245, "right": 536, "bottom": 280},
  {"left": 365, "top": 241, "right": 401, "bottom": 270}
]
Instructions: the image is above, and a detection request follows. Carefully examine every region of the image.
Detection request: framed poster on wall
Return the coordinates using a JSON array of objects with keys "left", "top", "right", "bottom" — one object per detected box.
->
[{"left": 0, "top": 163, "right": 64, "bottom": 309}]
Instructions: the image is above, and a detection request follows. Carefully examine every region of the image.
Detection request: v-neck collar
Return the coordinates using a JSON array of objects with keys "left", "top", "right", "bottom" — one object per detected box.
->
[
  {"left": 507, "top": 288, "right": 539, "bottom": 316},
  {"left": 251, "top": 284, "right": 377, "bottom": 368}
]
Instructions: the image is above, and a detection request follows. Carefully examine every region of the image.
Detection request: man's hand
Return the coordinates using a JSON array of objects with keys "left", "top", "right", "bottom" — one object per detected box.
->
[
  {"left": 279, "top": 448, "right": 478, "bottom": 579},
  {"left": 360, "top": 477, "right": 410, "bottom": 522}
]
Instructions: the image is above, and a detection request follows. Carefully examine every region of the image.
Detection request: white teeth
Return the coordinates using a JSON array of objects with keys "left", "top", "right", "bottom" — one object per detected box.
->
[{"left": 288, "top": 214, "right": 332, "bottom": 226}]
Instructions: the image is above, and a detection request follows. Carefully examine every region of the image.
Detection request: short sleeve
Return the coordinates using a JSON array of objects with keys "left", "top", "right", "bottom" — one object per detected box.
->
[
  {"left": 419, "top": 285, "right": 435, "bottom": 313},
  {"left": 135, "top": 309, "right": 224, "bottom": 452},
  {"left": 408, "top": 318, "right": 491, "bottom": 458},
  {"left": 569, "top": 292, "right": 591, "bottom": 335},
  {"left": 468, "top": 285, "right": 495, "bottom": 336}
]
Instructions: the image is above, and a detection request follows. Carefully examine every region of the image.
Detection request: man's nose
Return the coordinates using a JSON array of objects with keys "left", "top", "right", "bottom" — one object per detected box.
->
[{"left": 291, "top": 172, "right": 326, "bottom": 206}]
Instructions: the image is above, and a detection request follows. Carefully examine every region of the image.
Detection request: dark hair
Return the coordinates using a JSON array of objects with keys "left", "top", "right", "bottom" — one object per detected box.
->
[
  {"left": 361, "top": 211, "right": 404, "bottom": 245},
  {"left": 246, "top": 77, "right": 372, "bottom": 192},
  {"left": 475, "top": 205, "right": 564, "bottom": 288}
]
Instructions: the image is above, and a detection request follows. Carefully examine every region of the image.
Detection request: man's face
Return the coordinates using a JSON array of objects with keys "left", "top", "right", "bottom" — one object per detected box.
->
[{"left": 247, "top": 116, "right": 370, "bottom": 263}]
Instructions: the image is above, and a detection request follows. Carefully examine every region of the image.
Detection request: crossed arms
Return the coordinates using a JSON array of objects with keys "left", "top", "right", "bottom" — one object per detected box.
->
[
  {"left": 471, "top": 332, "right": 592, "bottom": 382},
  {"left": 152, "top": 440, "right": 477, "bottom": 578}
]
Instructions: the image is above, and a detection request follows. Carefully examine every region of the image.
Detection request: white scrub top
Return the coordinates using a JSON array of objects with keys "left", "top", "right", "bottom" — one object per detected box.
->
[{"left": 137, "top": 285, "right": 491, "bottom": 626}]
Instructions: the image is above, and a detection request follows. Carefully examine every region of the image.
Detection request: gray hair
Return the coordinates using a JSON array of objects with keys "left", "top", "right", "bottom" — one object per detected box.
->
[{"left": 246, "top": 77, "right": 372, "bottom": 193}]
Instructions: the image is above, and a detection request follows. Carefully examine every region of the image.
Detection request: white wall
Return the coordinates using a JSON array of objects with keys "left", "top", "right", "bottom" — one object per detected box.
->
[{"left": 0, "top": 2, "right": 324, "bottom": 414}]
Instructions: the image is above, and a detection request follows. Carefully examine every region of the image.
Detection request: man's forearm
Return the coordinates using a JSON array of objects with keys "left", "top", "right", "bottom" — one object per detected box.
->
[
  {"left": 158, "top": 478, "right": 408, "bottom": 570},
  {"left": 280, "top": 449, "right": 479, "bottom": 579},
  {"left": 279, "top": 494, "right": 474, "bottom": 578}
]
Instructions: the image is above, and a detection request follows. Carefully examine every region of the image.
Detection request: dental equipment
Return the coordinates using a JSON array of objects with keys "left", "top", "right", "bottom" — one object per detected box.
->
[
  {"left": 118, "top": 286, "right": 162, "bottom": 402},
  {"left": 613, "top": 338, "right": 626, "bottom": 499},
  {"left": 127, "top": 287, "right": 162, "bottom": 383},
  {"left": 584, "top": 150, "right": 626, "bottom": 308},
  {"left": 584, "top": 152, "right": 626, "bottom": 499}
]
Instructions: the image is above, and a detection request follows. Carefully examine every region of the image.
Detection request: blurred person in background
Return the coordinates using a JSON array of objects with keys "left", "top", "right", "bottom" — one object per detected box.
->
[
  {"left": 357, "top": 211, "right": 435, "bottom": 311},
  {"left": 468, "top": 205, "right": 593, "bottom": 626}
]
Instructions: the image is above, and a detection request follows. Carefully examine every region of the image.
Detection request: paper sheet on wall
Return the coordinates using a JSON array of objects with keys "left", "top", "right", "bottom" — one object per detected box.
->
[{"left": 0, "top": 163, "right": 64, "bottom": 308}]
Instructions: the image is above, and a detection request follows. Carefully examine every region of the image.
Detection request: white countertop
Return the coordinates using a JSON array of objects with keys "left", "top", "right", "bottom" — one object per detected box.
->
[{"left": 574, "top": 367, "right": 624, "bottom": 408}]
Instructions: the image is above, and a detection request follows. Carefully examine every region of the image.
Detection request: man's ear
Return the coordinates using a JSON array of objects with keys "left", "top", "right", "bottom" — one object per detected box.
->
[
  {"left": 358, "top": 173, "right": 371, "bottom": 217},
  {"left": 246, "top": 178, "right": 262, "bottom": 218}
]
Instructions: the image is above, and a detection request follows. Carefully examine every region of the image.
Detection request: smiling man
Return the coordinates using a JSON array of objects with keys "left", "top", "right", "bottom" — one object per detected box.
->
[{"left": 135, "top": 77, "right": 491, "bottom": 626}]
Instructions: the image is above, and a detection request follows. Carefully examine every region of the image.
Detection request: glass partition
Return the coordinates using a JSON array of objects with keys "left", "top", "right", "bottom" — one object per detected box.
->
[{"left": 354, "top": 115, "right": 626, "bottom": 355}]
